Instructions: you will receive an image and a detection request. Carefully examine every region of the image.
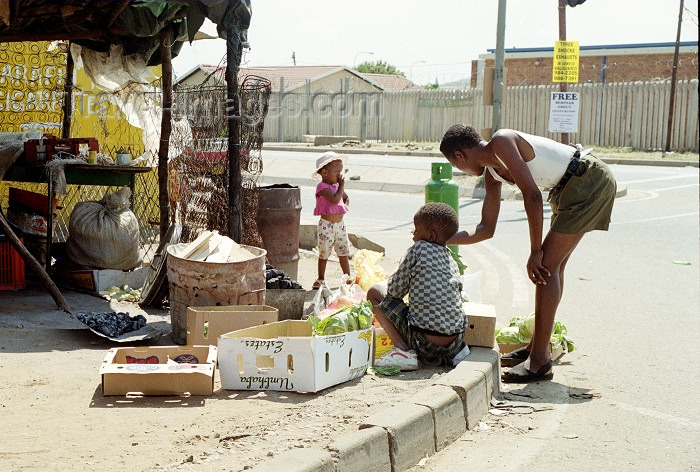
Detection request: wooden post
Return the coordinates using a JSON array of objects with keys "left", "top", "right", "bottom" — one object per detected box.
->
[
  {"left": 158, "top": 29, "right": 173, "bottom": 240},
  {"left": 665, "top": 0, "right": 684, "bottom": 154},
  {"left": 0, "top": 213, "right": 71, "bottom": 313},
  {"left": 558, "top": 0, "right": 569, "bottom": 145},
  {"left": 226, "top": 25, "right": 243, "bottom": 242},
  {"left": 61, "top": 42, "right": 73, "bottom": 139}
]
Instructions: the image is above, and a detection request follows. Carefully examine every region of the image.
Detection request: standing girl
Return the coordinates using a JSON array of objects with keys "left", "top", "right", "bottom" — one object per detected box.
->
[{"left": 312, "top": 151, "right": 350, "bottom": 289}]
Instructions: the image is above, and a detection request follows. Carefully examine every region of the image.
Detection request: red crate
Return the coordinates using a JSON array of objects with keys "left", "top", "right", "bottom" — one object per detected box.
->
[
  {"left": 24, "top": 135, "right": 99, "bottom": 165},
  {"left": 0, "top": 238, "right": 25, "bottom": 290},
  {"left": 9, "top": 188, "right": 58, "bottom": 217}
]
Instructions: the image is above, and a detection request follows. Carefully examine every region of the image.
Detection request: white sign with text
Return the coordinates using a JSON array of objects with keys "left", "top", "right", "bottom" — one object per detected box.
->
[{"left": 548, "top": 92, "right": 580, "bottom": 133}]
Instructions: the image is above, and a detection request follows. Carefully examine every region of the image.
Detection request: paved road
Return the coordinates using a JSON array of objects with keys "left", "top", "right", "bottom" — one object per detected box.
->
[{"left": 282, "top": 155, "right": 699, "bottom": 471}]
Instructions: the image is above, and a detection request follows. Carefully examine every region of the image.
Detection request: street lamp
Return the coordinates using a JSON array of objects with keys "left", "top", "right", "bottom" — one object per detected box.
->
[
  {"left": 353, "top": 51, "right": 374, "bottom": 68},
  {"left": 409, "top": 60, "right": 426, "bottom": 83}
]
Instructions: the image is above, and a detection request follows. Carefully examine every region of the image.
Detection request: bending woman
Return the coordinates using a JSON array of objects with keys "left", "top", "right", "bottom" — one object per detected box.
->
[{"left": 439, "top": 124, "right": 617, "bottom": 383}]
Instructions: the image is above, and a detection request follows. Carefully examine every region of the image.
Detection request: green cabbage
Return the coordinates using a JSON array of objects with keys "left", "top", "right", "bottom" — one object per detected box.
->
[
  {"left": 496, "top": 313, "right": 576, "bottom": 353},
  {"left": 308, "top": 301, "right": 374, "bottom": 335}
]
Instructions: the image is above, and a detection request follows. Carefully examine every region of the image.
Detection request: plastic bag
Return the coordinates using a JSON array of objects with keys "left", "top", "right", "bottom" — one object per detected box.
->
[
  {"left": 460, "top": 270, "right": 483, "bottom": 303},
  {"left": 303, "top": 282, "right": 333, "bottom": 319},
  {"left": 353, "top": 249, "right": 389, "bottom": 291},
  {"left": 66, "top": 187, "right": 142, "bottom": 270}
]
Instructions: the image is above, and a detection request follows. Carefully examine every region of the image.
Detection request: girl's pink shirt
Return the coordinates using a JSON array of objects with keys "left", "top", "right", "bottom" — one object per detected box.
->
[{"left": 314, "top": 181, "right": 349, "bottom": 216}]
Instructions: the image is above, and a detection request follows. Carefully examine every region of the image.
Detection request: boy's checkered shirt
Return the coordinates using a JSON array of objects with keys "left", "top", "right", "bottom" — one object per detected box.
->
[{"left": 386, "top": 240, "right": 467, "bottom": 334}]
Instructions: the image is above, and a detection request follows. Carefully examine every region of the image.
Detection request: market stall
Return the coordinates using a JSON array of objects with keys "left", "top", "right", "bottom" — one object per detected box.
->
[{"left": 0, "top": 0, "right": 252, "bottom": 310}]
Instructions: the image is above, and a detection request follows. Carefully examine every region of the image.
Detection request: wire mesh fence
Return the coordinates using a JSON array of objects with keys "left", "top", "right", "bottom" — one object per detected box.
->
[{"left": 1, "top": 41, "right": 273, "bottom": 269}]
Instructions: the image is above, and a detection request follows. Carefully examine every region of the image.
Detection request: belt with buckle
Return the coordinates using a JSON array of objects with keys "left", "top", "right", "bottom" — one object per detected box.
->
[{"left": 554, "top": 149, "right": 583, "bottom": 191}]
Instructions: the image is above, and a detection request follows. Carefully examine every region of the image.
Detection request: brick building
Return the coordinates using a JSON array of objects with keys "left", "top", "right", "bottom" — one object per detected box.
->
[{"left": 472, "top": 41, "right": 698, "bottom": 88}]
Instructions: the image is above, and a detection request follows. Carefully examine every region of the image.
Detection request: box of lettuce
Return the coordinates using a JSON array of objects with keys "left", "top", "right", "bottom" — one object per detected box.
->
[{"left": 218, "top": 320, "right": 373, "bottom": 393}]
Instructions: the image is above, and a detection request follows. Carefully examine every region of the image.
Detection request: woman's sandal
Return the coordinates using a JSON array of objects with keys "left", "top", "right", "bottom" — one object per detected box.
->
[
  {"left": 500, "top": 346, "right": 530, "bottom": 367},
  {"left": 312, "top": 279, "right": 325, "bottom": 290},
  {"left": 501, "top": 360, "right": 553, "bottom": 383}
]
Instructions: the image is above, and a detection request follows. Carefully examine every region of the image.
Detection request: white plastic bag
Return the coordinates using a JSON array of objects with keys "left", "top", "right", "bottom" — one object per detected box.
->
[
  {"left": 66, "top": 187, "right": 142, "bottom": 270},
  {"left": 461, "top": 270, "right": 483, "bottom": 303},
  {"left": 303, "top": 282, "right": 333, "bottom": 319}
]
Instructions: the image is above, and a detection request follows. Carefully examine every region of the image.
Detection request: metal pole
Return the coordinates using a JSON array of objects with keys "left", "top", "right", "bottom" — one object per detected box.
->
[
  {"left": 492, "top": 0, "right": 507, "bottom": 133},
  {"left": 665, "top": 0, "right": 684, "bottom": 154},
  {"left": 226, "top": 25, "right": 243, "bottom": 242},
  {"left": 558, "top": 0, "right": 569, "bottom": 145}
]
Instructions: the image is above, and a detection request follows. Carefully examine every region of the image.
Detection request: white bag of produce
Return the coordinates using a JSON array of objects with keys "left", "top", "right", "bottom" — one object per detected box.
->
[{"left": 66, "top": 187, "right": 142, "bottom": 270}]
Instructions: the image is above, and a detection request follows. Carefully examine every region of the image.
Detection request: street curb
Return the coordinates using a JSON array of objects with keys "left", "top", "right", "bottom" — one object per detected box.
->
[
  {"left": 262, "top": 144, "right": 699, "bottom": 168},
  {"left": 250, "top": 346, "right": 500, "bottom": 472},
  {"left": 259, "top": 174, "right": 628, "bottom": 201}
]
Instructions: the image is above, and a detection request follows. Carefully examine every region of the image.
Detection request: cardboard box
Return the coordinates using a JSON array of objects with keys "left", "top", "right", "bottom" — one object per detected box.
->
[
  {"left": 218, "top": 320, "right": 373, "bottom": 393},
  {"left": 498, "top": 342, "right": 565, "bottom": 362},
  {"left": 54, "top": 265, "right": 148, "bottom": 293},
  {"left": 100, "top": 345, "right": 217, "bottom": 396},
  {"left": 186, "top": 305, "right": 279, "bottom": 346},
  {"left": 373, "top": 327, "right": 394, "bottom": 361},
  {"left": 462, "top": 302, "right": 497, "bottom": 348}
]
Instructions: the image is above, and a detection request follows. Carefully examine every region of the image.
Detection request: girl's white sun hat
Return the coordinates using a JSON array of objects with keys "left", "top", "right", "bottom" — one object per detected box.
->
[{"left": 311, "top": 151, "right": 347, "bottom": 179}]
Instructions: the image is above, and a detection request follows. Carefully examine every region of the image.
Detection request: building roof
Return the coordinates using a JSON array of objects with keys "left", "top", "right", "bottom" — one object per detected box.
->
[
  {"left": 486, "top": 41, "right": 698, "bottom": 56},
  {"left": 361, "top": 73, "right": 421, "bottom": 91},
  {"left": 176, "top": 64, "right": 421, "bottom": 91}
]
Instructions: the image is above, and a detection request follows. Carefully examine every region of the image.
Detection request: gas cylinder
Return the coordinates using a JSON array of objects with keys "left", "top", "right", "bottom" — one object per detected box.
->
[
  {"left": 425, "top": 162, "right": 460, "bottom": 254},
  {"left": 425, "top": 162, "right": 459, "bottom": 215}
]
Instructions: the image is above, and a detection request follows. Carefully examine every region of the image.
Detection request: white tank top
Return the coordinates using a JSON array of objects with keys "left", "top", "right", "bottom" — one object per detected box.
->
[{"left": 486, "top": 131, "right": 576, "bottom": 188}]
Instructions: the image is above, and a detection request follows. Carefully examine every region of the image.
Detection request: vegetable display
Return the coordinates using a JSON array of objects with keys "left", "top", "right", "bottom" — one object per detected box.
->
[
  {"left": 495, "top": 313, "right": 576, "bottom": 353},
  {"left": 308, "top": 300, "right": 374, "bottom": 336}
]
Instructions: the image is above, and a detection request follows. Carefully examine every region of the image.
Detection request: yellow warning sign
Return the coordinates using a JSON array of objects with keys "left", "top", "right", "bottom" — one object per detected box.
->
[{"left": 552, "top": 40, "right": 579, "bottom": 83}]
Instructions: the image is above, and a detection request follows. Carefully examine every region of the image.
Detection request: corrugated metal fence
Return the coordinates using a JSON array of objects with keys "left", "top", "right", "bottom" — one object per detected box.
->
[{"left": 261, "top": 79, "right": 698, "bottom": 152}]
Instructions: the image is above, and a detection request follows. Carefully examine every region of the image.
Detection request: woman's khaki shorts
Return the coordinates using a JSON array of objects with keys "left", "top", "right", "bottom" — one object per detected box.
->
[{"left": 548, "top": 155, "right": 617, "bottom": 234}]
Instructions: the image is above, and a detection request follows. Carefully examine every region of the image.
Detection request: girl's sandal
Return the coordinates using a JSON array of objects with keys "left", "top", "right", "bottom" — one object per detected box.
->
[{"left": 312, "top": 279, "right": 324, "bottom": 290}]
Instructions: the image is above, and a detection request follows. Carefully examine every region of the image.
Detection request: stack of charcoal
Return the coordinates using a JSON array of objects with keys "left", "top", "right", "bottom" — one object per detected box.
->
[
  {"left": 76, "top": 311, "right": 147, "bottom": 338},
  {"left": 265, "top": 264, "right": 302, "bottom": 289}
]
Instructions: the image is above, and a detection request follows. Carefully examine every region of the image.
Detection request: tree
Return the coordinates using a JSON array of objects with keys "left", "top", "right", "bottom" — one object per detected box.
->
[
  {"left": 423, "top": 78, "right": 439, "bottom": 90},
  {"left": 355, "top": 60, "right": 405, "bottom": 77}
]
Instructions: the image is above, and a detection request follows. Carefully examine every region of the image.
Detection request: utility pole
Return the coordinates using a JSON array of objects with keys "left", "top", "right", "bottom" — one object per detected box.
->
[
  {"left": 665, "top": 0, "right": 684, "bottom": 154},
  {"left": 291, "top": 51, "right": 296, "bottom": 66},
  {"left": 558, "top": 0, "right": 569, "bottom": 145},
  {"left": 491, "top": 0, "right": 507, "bottom": 134}
]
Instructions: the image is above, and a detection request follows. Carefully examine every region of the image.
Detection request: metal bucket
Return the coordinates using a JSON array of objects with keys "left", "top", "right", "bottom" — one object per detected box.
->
[
  {"left": 166, "top": 243, "right": 266, "bottom": 345},
  {"left": 256, "top": 184, "right": 302, "bottom": 281}
]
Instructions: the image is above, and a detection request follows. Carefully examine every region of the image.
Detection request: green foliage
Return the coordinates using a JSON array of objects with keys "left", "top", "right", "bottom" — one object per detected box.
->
[
  {"left": 449, "top": 246, "right": 467, "bottom": 275},
  {"left": 355, "top": 60, "right": 405, "bottom": 77},
  {"left": 423, "top": 78, "right": 440, "bottom": 89}
]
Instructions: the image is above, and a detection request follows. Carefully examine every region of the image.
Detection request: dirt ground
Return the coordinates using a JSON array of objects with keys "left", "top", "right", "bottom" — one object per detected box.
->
[{"left": 0, "top": 245, "right": 470, "bottom": 472}]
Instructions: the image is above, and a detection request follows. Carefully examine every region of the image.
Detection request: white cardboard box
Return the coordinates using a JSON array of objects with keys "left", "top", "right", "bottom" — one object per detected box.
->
[
  {"left": 186, "top": 305, "right": 279, "bottom": 346},
  {"left": 100, "top": 345, "right": 217, "bottom": 396},
  {"left": 218, "top": 320, "right": 373, "bottom": 393}
]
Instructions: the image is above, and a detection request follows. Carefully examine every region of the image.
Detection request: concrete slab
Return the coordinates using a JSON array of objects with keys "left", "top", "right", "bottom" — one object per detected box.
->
[
  {"left": 360, "top": 402, "right": 435, "bottom": 472},
  {"left": 249, "top": 448, "right": 334, "bottom": 472},
  {"left": 409, "top": 384, "right": 467, "bottom": 451},
  {"left": 327, "top": 426, "right": 391, "bottom": 472}
]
